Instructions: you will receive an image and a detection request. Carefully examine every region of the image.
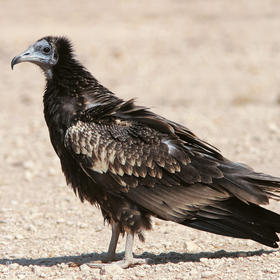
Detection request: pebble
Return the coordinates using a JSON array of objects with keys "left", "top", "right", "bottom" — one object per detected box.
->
[
  {"left": 23, "top": 160, "right": 34, "bottom": 170},
  {"left": 200, "top": 258, "right": 209, "bottom": 263},
  {"left": 183, "top": 240, "right": 199, "bottom": 252},
  {"left": 78, "top": 222, "right": 87, "bottom": 228},
  {"left": 263, "top": 268, "right": 278, "bottom": 274},
  {"left": 100, "top": 264, "right": 123, "bottom": 276},
  {"left": 26, "top": 224, "right": 37, "bottom": 232},
  {"left": 201, "top": 271, "right": 215, "bottom": 278},
  {"left": 2, "top": 267, "right": 9, "bottom": 273},
  {"left": 95, "top": 226, "right": 103, "bottom": 232},
  {"left": 56, "top": 219, "right": 65, "bottom": 224},
  {"left": 31, "top": 266, "right": 40, "bottom": 275},
  {"left": 9, "top": 263, "right": 19, "bottom": 269},
  {"left": 79, "top": 264, "right": 90, "bottom": 272},
  {"left": 24, "top": 170, "right": 33, "bottom": 181},
  {"left": 268, "top": 123, "right": 279, "bottom": 134},
  {"left": 135, "top": 270, "right": 146, "bottom": 277},
  {"left": 15, "top": 234, "right": 24, "bottom": 240}
]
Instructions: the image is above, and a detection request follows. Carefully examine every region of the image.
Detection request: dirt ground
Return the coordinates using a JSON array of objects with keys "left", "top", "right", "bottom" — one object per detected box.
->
[{"left": 1, "top": 1, "right": 280, "bottom": 279}]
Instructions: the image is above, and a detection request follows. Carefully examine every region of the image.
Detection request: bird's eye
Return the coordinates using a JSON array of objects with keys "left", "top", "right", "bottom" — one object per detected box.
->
[{"left": 43, "top": 47, "right": 51, "bottom": 53}]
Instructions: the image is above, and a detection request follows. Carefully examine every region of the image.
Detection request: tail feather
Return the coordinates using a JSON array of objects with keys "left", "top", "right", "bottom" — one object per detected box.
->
[
  {"left": 218, "top": 160, "right": 280, "bottom": 205},
  {"left": 181, "top": 198, "right": 280, "bottom": 248},
  {"left": 246, "top": 172, "right": 280, "bottom": 201}
]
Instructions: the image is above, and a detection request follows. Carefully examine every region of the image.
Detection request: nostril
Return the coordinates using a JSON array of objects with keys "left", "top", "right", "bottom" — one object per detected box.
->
[{"left": 23, "top": 52, "right": 30, "bottom": 56}]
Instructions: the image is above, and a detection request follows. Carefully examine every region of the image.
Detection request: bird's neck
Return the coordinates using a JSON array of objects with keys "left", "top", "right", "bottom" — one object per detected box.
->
[{"left": 48, "top": 58, "right": 97, "bottom": 92}]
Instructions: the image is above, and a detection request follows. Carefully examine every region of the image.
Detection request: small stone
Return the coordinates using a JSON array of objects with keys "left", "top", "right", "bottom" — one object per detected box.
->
[
  {"left": 17, "top": 274, "right": 25, "bottom": 280},
  {"left": 26, "top": 224, "right": 37, "bottom": 232},
  {"left": 47, "top": 167, "right": 57, "bottom": 176},
  {"left": 23, "top": 160, "right": 34, "bottom": 170},
  {"left": 184, "top": 240, "right": 199, "bottom": 252},
  {"left": 15, "top": 234, "right": 24, "bottom": 240},
  {"left": 32, "top": 266, "right": 40, "bottom": 275},
  {"left": 95, "top": 226, "right": 103, "bottom": 232},
  {"left": 200, "top": 258, "right": 209, "bottom": 263},
  {"left": 155, "top": 220, "right": 162, "bottom": 226},
  {"left": 9, "top": 263, "right": 19, "bottom": 269},
  {"left": 2, "top": 267, "right": 9, "bottom": 273},
  {"left": 24, "top": 170, "right": 34, "bottom": 181},
  {"left": 101, "top": 264, "right": 123, "bottom": 276},
  {"left": 263, "top": 268, "right": 278, "bottom": 274},
  {"left": 135, "top": 270, "right": 146, "bottom": 277},
  {"left": 268, "top": 123, "right": 278, "bottom": 134},
  {"left": 79, "top": 264, "right": 90, "bottom": 272},
  {"left": 270, "top": 268, "right": 277, "bottom": 274},
  {"left": 163, "top": 241, "right": 172, "bottom": 249},
  {"left": 59, "top": 263, "right": 68, "bottom": 269},
  {"left": 201, "top": 271, "right": 215, "bottom": 278},
  {"left": 78, "top": 222, "right": 87, "bottom": 229}
]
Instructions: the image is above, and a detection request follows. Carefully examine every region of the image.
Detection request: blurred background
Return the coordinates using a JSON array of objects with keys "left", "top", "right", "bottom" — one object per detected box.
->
[
  {"left": 2, "top": 0, "right": 279, "bottom": 168},
  {"left": 1, "top": 1, "right": 280, "bottom": 278}
]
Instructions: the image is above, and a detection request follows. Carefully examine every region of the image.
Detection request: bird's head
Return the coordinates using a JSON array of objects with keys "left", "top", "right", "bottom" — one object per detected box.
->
[{"left": 11, "top": 36, "right": 73, "bottom": 79}]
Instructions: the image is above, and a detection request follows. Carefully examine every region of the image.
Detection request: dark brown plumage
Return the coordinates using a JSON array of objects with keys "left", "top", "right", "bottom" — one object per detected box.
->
[{"left": 12, "top": 36, "right": 280, "bottom": 267}]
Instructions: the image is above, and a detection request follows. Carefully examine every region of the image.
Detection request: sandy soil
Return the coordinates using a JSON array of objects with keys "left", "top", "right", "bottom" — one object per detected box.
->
[{"left": 1, "top": 1, "right": 280, "bottom": 279}]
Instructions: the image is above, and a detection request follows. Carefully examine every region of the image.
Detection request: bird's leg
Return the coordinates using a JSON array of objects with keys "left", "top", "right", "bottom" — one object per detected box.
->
[
  {"left": 86, "top": 231, "right": 151, "bottom": 269},
  {"left": 112, "top": 232, "right": 151, "bottom": 268},
  {"left": 104, "top": 221, "right": 120, "bottom": 262}
]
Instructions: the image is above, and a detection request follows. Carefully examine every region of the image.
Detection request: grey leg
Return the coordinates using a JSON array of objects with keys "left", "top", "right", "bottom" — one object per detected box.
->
[
  {"left": 86, "top": 231, "right": 151, "bottom": 269},
  {"left": 104, "top": 221, "right": 120, "bottom": 262},
  {"left": 113, "top": 232, "right": 151, "bottom": 268}
]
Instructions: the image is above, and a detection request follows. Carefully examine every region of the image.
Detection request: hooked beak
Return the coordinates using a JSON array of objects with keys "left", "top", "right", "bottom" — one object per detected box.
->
[
  {"left": 11, "top": 46, "right": 35, "bottom": 70},
  {"left": 11, "top": 45, "right": 53, "bottom": 70}
]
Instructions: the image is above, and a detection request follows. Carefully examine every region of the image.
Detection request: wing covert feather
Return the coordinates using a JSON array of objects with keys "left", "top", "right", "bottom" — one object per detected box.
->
[{"left": 64, "top": 120, "right": 224, "bottom": 194}]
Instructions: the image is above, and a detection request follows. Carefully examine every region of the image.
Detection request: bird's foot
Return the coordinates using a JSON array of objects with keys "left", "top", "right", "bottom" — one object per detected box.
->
[{"left": 86, "top": 257, "right": 151, "bottom": 269}]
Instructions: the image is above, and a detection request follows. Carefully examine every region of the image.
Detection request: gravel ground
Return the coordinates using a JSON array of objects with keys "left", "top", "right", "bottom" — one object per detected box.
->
[{"left": 1, "top": 1, "right": 280, "bottom": 279}]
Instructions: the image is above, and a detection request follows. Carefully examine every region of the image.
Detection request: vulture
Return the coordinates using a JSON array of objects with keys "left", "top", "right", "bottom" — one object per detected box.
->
[{"left": 11, "top": 36, "right": 280, "bottom": 268}]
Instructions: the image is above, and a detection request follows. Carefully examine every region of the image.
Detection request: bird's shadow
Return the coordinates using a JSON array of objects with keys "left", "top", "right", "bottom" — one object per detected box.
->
[{"left": 0, "top": 249, "right": 277, "bottom": 267}]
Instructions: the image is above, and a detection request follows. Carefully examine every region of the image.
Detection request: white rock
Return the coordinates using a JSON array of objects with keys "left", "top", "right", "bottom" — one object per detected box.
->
[
  {"left": 135, "top": 270, "right": 146, "bottom": 277},
  {"left": 200, "top": 258, "right": 209, "bottom": 263},
  {"left": 79, "top": 264, "right": 90, "bottom": 272},
  {"left": 184, "top": 240, "right": 200, "bottom": 252},
  {"left": 23, "top": 160, "right": 34, "bottom": 170},
  {"left": 78, "top": 222, "right": 87, "bottom": 229},
  {"left": 268, "top": 123, "right": 279, "bottom": 134},
  {"left": 9, "top": 263, "right": 19, "bottom": 269},
  {"left": 101, "top": 264, "right": 123, "bottom": 276},
  {"left": 26, "top": 224, "right": 37, "bottom": 232},
  {"left": 263, "top": 268, "right": 278, "bottom": 274},
  {"left": 15, "top": 234, "right": 24, "bottom": 240},
  {"left": 95, "top": 226, "right": 103, "bottom": 232},
  {"left": 201, "top": 271, "right": 215, "bottom": 278},
  {"left": 31, "top": 266, "right": 40, "bottom": 275},
  {"left": 2, "top": 267, "right": 9, "bottom": 273}
]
